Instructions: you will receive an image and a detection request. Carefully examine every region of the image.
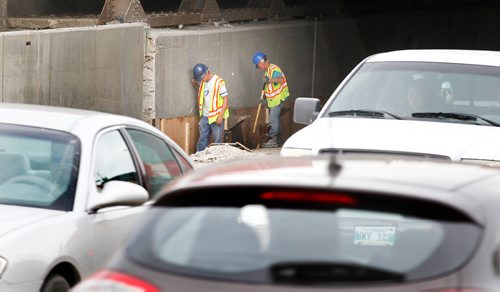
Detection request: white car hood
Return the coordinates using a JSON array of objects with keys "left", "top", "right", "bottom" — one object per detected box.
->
[
  {"left": 0, "top": 205, "right": 61, "bottom": 238},
  {"left": 284, "top": 117, "right": 500, "bottom": 161}
]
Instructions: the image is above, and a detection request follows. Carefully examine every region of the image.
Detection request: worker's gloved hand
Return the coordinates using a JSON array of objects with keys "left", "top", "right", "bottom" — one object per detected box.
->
[
  {"left": 263, "top": 76, "right": 270, "bottom": 84},
  {"left": 191, "top": 79, "right": 199, "bottom": 87}
]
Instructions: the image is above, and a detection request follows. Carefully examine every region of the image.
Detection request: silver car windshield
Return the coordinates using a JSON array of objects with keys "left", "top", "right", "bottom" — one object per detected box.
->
[
  {"left": 0, "top": 123, "right": 80, "bottom": 211},
  {"left": 325, "top": 61, "right": 500, "bottom": 126}
]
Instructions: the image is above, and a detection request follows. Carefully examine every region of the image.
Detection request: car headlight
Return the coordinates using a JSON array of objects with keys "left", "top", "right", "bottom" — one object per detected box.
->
[
  {"left": 280, "top": 147, "right": 313, "bottom": 157},
  {"left": 461, "top": 159, "right": 500, "bottom": 168},
  {"left": 0, "top": 257, "right": 7, "bottom": 278}
]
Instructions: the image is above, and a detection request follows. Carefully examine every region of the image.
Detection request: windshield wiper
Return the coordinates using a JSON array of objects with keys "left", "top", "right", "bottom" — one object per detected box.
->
[
  {"left": 270, "top": 261, "right": 404, "bottom": 284},
  {"left": 328, "top": 110, "right": 402, "bottom": 120},
  {"left": 412, "top": 112, "right": 500, "bottom": 127}
]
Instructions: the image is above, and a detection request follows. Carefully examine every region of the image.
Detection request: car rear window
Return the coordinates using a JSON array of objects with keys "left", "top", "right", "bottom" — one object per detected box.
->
[{"left": 126, "top": 187, "right": 482, "bottom": 286}]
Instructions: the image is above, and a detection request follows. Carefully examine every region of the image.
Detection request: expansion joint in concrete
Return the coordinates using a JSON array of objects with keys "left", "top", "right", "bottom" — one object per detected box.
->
[{"left": 142, "top": 32, "right": 157, "bottom": 121}]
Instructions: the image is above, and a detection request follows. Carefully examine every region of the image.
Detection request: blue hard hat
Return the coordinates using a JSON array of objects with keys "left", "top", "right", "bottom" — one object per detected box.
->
[
  {"left": 193, "top": 63, "right": 208, "bottom": 82},
  {"left": 252, "top": 52, "right": 266, "bottom": 67}
]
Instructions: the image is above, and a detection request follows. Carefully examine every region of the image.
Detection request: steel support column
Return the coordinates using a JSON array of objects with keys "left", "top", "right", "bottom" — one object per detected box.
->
[
  {"left": 179, "top": 0, "right": 221, "bottom": 21},
  {"left": 269, "top": 0, "right": 287, "bottom": 17},
  {"left": 99, "top": 0, "right": 147, "bottom": 24}
]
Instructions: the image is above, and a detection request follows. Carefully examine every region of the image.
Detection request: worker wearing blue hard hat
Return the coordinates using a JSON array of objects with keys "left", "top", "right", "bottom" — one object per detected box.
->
[
  {"left": 191, "top": 63, "right": 230, "bottom": 152},
  {"left": 252, "top": 52, "right": 290, "bottom": 148}
]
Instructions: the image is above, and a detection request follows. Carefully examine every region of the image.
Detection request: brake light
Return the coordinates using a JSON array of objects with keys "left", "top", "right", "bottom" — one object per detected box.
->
[
  {"left": 260, "top": 191, "right": 356, "bottom": 205},
  {"left": 73, "top": 270, "right": 158, "bottom": 292},
  {"left": 426, "top": 288, "right": 483, "bottom": 292}
]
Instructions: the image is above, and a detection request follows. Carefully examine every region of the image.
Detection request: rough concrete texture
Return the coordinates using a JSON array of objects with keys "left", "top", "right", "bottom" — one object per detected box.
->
[
  {"left": 0, "top": 23, "right": 145, "bottom": 118},
  {"left": 152, "top": 19, "right": 366, "bottom": 119},
  {"left": 6, "top": 17, "right": 98, "bottom": 30},
  {"left": 143, "top": 33, "right": 156, "bottom": 121}
]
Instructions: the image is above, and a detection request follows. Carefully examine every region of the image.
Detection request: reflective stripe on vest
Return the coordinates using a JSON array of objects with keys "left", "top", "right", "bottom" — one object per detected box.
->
[
  {"left": 198, "top": 75, "right": 229, "bottom": 124},
  {"left": 265, "top": 64, "right": 289, "bottom": 108}
]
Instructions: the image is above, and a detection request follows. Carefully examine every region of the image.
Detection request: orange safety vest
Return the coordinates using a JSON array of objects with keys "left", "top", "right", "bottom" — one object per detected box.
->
[
  {"left": 264, "top": 64, "right": 290, "bottom": 108},
  {"left": 198, "top": 74, "right": 230, "bottom": 124}
]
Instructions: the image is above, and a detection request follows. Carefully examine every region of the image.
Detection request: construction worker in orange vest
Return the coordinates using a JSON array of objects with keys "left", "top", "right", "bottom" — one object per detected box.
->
[
  {"left": 253, "top": 52, "right": 290, "bottom": 148},
  {"left": 192, "top": 63, "right": 229, "bottom": 152}
]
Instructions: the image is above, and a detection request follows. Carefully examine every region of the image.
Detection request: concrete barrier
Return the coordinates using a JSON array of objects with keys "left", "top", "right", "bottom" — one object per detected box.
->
[{"left": 0, "top": 23, "right": 145, "bottom": 118}]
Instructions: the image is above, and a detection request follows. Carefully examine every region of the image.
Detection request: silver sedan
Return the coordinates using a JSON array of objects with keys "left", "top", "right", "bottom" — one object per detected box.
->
[{"left": 0, "top": 103, "right": 194, "bottom": 291}]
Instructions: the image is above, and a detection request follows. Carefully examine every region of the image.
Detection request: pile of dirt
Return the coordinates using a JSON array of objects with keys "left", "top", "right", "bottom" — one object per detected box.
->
[{"left": 190, "top": 143, "right": 258, "bottom": 166}]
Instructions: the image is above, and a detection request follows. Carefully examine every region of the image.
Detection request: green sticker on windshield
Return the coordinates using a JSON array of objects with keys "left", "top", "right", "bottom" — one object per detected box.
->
[{"left": 353, "top": 226, "right": 396, "bottom": 246}]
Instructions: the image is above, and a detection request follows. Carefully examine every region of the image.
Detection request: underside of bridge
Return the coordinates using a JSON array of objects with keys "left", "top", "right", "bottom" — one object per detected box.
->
[{"left": 2, "top": 0, "right": 498, "bottom": 29}]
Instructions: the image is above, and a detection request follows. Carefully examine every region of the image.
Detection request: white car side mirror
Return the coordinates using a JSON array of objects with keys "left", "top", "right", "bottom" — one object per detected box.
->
[
  {"left": 88, "top": 181, "right": 148, "bottom": 213},
  {"left": 294, "top": 97, "right": 320, "bottom": 125}
]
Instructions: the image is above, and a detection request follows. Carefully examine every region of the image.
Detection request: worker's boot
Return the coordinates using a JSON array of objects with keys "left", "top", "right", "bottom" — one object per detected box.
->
[{"left": 262, "top": 137, "right": 278, "bottom": 148}]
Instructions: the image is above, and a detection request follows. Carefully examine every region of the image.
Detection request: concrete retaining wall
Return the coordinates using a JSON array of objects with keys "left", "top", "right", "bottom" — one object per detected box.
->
[
  {"left": 152, "top": 19, "right": 366, "bottom": 119},
  {"left": 0, "top": 23, "right": 145, "bottom": 118}
]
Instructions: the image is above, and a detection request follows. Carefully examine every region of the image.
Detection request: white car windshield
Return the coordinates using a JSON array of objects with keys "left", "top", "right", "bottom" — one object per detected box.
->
[
  {"left": 325, "top": 61, "right": 500, "bottom": 126},
  {"left": 0, "top": 123, "right": 80, "bottom": 211}
]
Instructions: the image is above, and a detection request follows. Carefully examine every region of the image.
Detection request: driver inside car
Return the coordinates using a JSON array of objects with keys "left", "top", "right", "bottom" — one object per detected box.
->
[{"left": 406, "top": 79, "right": 433, "bottom": 113}]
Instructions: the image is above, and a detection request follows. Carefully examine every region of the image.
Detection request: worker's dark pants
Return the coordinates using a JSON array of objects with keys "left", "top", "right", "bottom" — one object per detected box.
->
[
  {"left": 268, "top": 102, "right": 282, "bottom": 140},
  {"left": 197, "top": 116, "right": 223, "bottom": 152}
]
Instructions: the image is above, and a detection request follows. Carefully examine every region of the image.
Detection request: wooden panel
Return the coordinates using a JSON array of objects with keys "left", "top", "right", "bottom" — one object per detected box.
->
[
  {"left": 158, "top": 103, "right": 294, "bottom": 154},
  {"left": 160, "top": 116, "right": 198, "bottom": 154}
]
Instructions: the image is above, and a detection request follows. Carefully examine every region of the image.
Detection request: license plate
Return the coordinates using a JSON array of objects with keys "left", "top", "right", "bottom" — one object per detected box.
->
[{"left": 353, "top": 226, "right": 396, "bottom": 246}]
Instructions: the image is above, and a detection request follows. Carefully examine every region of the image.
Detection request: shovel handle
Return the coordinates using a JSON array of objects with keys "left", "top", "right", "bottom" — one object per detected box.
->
[
  {"left": 253, "top": 87, "right": 266, "bottom": 134},
  {"left": 252, "top": 102, "right": 262, "bottom": 134}
]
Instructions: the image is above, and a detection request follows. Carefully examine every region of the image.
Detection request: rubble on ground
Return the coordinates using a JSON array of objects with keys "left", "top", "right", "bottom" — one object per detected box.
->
[{"left": 190, "top": 143, "right": 258, "bottom": 166}]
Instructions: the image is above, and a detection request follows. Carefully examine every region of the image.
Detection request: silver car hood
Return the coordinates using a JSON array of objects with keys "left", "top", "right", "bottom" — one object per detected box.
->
[
  {"left": 0, "top": 204, "right": 61, "bottom": 238},
  {"left": 284, "top": 117, "right": 500, "bottom": 161}
]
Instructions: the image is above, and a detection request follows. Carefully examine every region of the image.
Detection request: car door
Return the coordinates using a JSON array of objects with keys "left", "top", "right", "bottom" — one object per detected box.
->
[
  {"left": 124, "top": 128, "right": 191, "bottom": 197},
  {"left": 87, "top": 128, "right": 148, "bottom": 271}
]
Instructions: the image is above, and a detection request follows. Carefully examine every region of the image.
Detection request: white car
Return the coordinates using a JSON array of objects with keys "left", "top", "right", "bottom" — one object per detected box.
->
[
  {"left": 282, "top": 49, "right": 500, "bottom": 166},
  {"left": 0, "top": 103, "right": 194, "bottom": 291}
]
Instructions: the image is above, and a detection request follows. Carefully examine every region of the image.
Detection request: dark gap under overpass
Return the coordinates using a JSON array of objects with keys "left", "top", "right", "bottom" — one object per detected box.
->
[{"left": 3, "top": 0, "right": 500, "bottom": 52}]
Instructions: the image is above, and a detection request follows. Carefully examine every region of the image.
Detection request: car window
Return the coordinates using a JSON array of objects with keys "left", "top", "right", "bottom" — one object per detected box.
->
[
  {"left": 327, "top": 61, "right": 500, "bottom": 124},
  {"left": 172, "top": 148, "right": 193, "bottom": 172},
  {"left": 126, "top": 187, "right": 481, "bottom": 286},
  {"left": 94, "top": 130, "right": 139, "bottom": 188},
  {"left": 126, "top": 129, "right": 183, "bottom": 196},
  {"left": 0, "top": 123, "right": 79, "bottom": 211}
]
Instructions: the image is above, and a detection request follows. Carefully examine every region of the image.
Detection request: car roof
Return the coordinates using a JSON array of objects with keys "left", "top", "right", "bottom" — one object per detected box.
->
[
  {"left": 0, "top": 103, "right": 146, "bottom": 133},
  {"left": 366, "top": 49, "right": 500, "bottom": 67},
  {"left": 160, "top": 155, "right": 500, "bottom": 224}
]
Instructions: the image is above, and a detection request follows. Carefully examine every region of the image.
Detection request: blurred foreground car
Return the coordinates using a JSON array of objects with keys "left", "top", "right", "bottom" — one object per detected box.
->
[
  {"left": 74, "top": 155, "right": 500, "bottom": 291},
  {"left": 283, "top": 49, "right": 500, "bottom": 166},
  {"left": 0, "top": 103, "right": 193, "bottom": 292}
]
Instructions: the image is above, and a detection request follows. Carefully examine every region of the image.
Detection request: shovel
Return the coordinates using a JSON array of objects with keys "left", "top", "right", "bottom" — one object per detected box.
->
[{"left": 252, "top": 84, "right": 267, "bottom": 148}]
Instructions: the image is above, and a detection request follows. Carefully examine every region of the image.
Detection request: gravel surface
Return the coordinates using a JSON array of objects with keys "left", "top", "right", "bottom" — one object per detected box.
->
[{"left": 190, "top": 143, "right": 280, "bottom": 167}]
